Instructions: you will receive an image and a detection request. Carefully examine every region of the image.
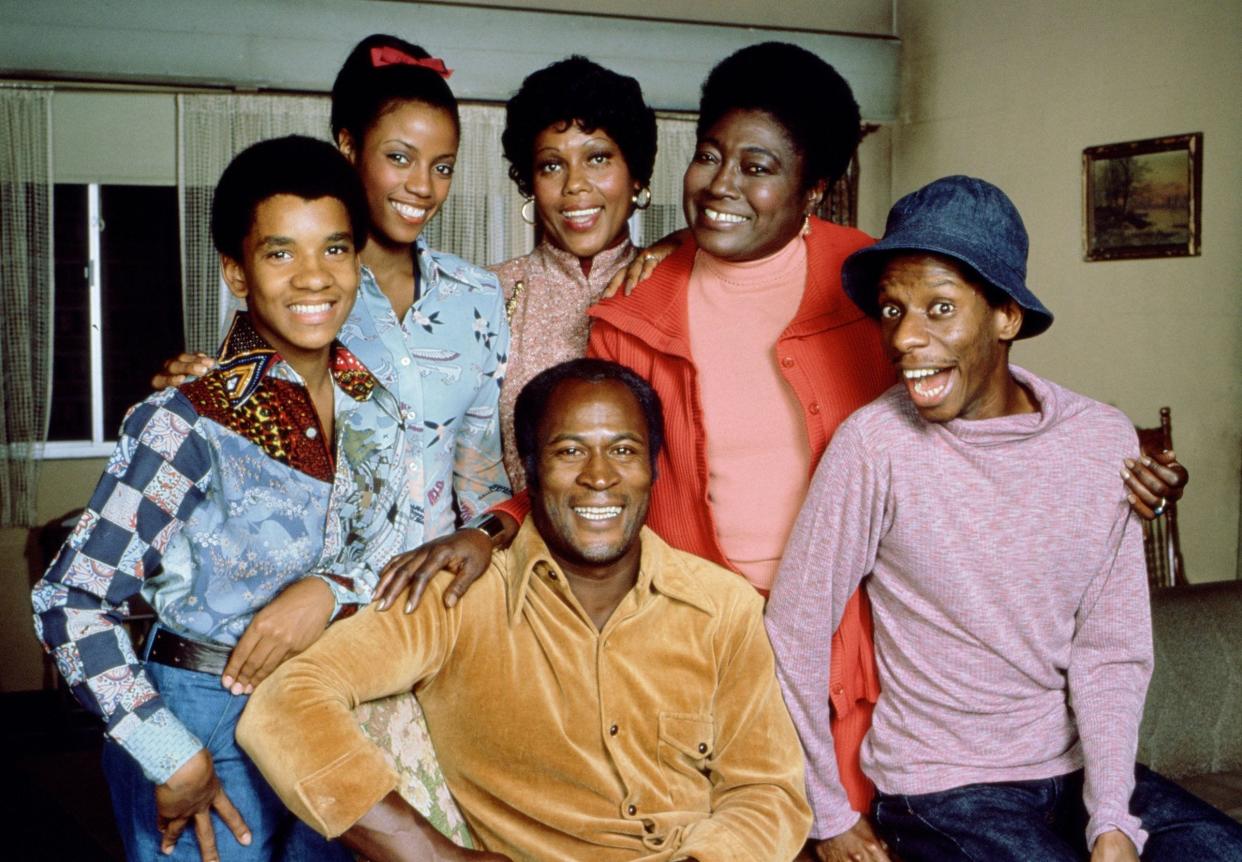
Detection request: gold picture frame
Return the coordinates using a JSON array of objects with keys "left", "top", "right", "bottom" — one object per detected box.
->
[{"left": 1083, "top": 133, "right": 1202, "bottom": 261}]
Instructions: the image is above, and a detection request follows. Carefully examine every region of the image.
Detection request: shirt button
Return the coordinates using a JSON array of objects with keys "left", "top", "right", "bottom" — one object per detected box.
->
[
  {"left": 831, "top": 683, "right": 845, "bottom": 695},
  {"left": 400, "top": 356, "right": 411, "bottom": 366},
  {"left": 627, "top": 804, "right": 637, "bottom": 816},
  {"left": 609, "top": 724, "right": 618, "bottom": 736},
  {"left": 304, "top": 427, "right": 318, "bottom": 439},
  {"left": 781, "top": 356, "right": 795, "bottom": 368},
  {"left": 697, "top": 742, "right": 708, "bottom": 754},
  {"left": 808, "top": 401, "right": 821, "bottom": 415}
]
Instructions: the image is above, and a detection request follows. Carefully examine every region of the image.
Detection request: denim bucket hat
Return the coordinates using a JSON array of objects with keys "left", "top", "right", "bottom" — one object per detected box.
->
[{"left": 842, "top": 175, "right": 1053, "bottom": 338}]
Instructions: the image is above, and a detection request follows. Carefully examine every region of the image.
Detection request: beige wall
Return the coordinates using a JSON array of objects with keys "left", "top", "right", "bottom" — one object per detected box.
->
[
  {"left": 423, "top": 0, "right": 896, "bottom": 35},
  {"left": 895, "top": 0, "right": 1242, "bottom": 582}
]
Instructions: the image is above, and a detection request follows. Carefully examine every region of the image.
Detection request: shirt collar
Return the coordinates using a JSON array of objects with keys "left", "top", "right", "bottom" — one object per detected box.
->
[
  {"left": 214, "top": 312, "right": 380, "bottom": 408},
  {"left": 504, "top": 518, "right": 716, "bottom": 623}
]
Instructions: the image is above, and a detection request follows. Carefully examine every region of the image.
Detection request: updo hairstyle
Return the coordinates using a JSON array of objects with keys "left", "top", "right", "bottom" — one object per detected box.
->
[{"left": 330, "top": 33, "right": 460, "bottom": 148}]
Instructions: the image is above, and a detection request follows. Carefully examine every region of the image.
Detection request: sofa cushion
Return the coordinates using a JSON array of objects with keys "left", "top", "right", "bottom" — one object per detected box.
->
[
  {"left": 1138, "top": 581, "right": 1242, "bottom": 780},
  {"left": 1174, "top": 770, "right": 1242, "bottom": 823}
]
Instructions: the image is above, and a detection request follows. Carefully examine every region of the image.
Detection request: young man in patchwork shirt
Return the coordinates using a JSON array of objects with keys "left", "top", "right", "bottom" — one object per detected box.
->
[
  {"left": 766, "top": 176, "right": 1242, "bottom": 862},
  {"left": 32, "top": 136, "right": 408, "bottom": 862}
]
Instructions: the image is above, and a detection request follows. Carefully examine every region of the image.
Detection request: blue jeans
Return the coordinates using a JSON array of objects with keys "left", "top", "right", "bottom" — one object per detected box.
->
[
  {"left": 871, "top": 765, "right": 1242, "bottom": 861},
  {"left": 103, "top": 635, "right": 353, "bottom": 861}
]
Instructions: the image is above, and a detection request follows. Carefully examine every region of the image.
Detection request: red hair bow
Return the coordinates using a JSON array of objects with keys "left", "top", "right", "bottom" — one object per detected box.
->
[{"left": 370, "top": 46, "right": 453, "bottom": 78}]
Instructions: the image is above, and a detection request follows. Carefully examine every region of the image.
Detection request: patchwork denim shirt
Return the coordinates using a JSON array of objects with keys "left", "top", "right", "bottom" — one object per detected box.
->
[{"left": 32, "top": 314, "right": 408, "bottom": 784}]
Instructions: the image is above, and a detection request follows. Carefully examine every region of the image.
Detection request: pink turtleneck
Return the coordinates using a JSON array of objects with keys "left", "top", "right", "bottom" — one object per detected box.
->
[{"left": 686, "top": 235, "right": 812, "bottom": 592}]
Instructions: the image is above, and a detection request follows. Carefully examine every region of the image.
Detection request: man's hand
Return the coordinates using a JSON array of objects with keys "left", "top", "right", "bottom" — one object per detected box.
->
[
  {"left": 343, "top": 790, "right": 511, "bottom": 861},
  {"left": 152, "top": 352, "right": 215, "bottom": 389},
  {"left": 1122, "top": 449, "right": 1188, "bottom": 521},
  {"left": 807, "top": 816, "right": 892, "bottom": 862},
  {"left": 221, "top": 577, "right": 335, "bottom": 695},
  {"left": 155, "top": 749, "right": 251, "bottom": 860},
  {"left": 374, "top": 515, "right": 516, "bottom": 613},
  {"left": 1090, "top": 829, "right": 1139, "bottom": 862}
]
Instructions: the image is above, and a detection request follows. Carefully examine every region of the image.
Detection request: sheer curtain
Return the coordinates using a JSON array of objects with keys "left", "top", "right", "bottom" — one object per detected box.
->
[
  {"left": 633, "top": 114, "right": 698, "bottom": 246},
  {"left": 0, "top": 84, "right": 53, "bottom": 527},
  {"left": 177, "top": 93, "right": 332, "bottom": 353}
]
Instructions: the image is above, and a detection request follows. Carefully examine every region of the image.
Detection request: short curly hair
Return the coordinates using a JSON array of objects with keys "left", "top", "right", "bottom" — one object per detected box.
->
[
  {"left": 211, "top": 135, "right": 369, "bottom": 262},
  {"left": 514, "top": 358, "right": 664, "bottom": 489},
  {"left": 330, "top": 34, "right": 459, "bottom": 148},
  {"left": 697, "top": 42, "right": 861, "bottom": 191},
  {"left": 501, "top": 56, "right": 657, "bottom": 199}
]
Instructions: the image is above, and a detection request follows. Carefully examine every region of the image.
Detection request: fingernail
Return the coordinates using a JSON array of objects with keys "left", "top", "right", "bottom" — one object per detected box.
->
[
  {"left": 1123, "top": 459, "right": 1135, "bottom": 469},
  {"left": 444, "top": 593, "right": 457, "bottom": 609},
  {"left": 231, "top": 682, "right": 244, "bottom": 695},
  {"left": 1121, "top": 468, "right": 1131, "bottom": 479},
  {"left": 1128, "top": 494, "right": 1138, "bottom": 504},
  {"left": 221, "top": 676, "right": 233, "bottom": 689},
  {"left": 245, "top": 684, "right": 254, "bottom": 694},
  {"left": 240, "top": 832, "right": 252, "bottom": 846},
  {"left": 1141, "top": 456, "right": 1152, "bottom": 466},
  {"left": 1166, "top": 449, "right": 1175, "bottom": 458}
]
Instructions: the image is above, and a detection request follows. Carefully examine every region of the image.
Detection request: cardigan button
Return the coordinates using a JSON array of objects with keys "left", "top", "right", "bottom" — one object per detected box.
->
[
  {"left": 808, "top": 401, "right": 821, "bottom": 415},
  {"left": 698, "top": 742, "right": 708, "bottom": 754},
  {"left": 609, "top": 724, "right": 618, "bottom": 736},
  {"left": 831, "top": 683, "right": 845, "bottom": 695},
  {"left": 627, "top": 804, "right": 637, "bottom": 816},
  {"left": 781, "top": 356, "right": 795, "bottom": 368}
]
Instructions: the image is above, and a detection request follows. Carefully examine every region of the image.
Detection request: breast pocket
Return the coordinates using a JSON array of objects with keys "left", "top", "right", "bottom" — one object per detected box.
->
[{"left": 657, "top": 712, "right": 715, "bottom": 812}]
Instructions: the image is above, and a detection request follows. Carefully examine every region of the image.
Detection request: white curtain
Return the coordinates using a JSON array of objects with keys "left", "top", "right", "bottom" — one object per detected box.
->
[
  {"left": 175, "top": 98, "right": 703, "bottom": 355},
  {"left": 177, "top": 93, "right": 333, "bottom": 353},
  {"left": 633, "top": 114, "right": 698, "bottom": 246},
  {"left": 0, "top": 85, "right": 54, "bottom": 527}
]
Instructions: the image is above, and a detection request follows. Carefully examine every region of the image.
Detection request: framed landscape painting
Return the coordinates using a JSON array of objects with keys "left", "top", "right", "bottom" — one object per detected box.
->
[{"left": 1083, "top": 133, "right": 1202, "bottom": 261}]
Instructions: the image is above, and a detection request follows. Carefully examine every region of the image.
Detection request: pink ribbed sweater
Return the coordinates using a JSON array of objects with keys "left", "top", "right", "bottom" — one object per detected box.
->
[
  {"left": 687, "top": 238, "right": 812, "bottom": 592},
  {"left": 765, "top": 367, "right": 1153, "bottom": 851}
]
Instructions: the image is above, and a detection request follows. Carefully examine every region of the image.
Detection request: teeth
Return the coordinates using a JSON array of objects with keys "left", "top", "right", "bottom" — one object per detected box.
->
[
  {"left": 392, "top": 201, "right": 427, "bottom": 220},
  {"left": 705, "top": 208, "right": 748, "bottom": 224},
  {"left": 290, "top": 302, "right": 332, "bottom": 314},
  {"left": 563, "top": 207, "right": 601, "bottom": 219},
  {"left": 573, "top": 506, "right": 622, "bottom": 521},
  {"left": 903, "top": 368, "right": 942, "bottom": 379},
  {"left": 913, "top": 380, "right": 947, "bottom": 397}
]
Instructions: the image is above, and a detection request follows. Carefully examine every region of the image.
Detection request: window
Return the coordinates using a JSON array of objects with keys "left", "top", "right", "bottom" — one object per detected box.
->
[{"left": 46, "top": 183, "right": 185, "bottom": 456}]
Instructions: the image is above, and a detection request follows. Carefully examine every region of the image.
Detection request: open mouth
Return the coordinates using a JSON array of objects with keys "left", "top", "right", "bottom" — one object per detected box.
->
[
  {"left": 902, "top": 366, "right": 955, "bottom": 408},
  {"left": 391, "top": 200, "right": 428, "bottom": 223},
  {"left": 289, "top": 300, "right": 337, "bottom": 323},
  {"left": 573, "top": 505, "right": 622, "bottom": 521},
  {"left": 561, "top": 206, "right": 602, "bottom": 231},
  {"left": 703, "top": 207, "right": 749, "bottom": 225}
]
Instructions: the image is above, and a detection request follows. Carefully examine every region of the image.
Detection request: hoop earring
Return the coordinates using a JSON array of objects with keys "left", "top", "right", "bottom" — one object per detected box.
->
[
  {"left": 520, "top": 198, "right": 537, "bottom": 225},
  {"left": 800, "top": 214, "right": 812, "bottom": 237},
  {"left": 631, "top": 187, "right": 652, "bottom": 211}
]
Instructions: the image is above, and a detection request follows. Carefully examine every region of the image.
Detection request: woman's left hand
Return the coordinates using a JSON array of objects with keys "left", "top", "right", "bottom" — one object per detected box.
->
[
  {"left": 603, "top": 229, "right": 688, "bottom": 298},
  {"left": 1122, "top": 449, "right": 1188, "bottom": 521}
]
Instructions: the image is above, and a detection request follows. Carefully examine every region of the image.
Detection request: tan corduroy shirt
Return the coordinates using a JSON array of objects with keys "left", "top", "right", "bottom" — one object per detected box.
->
[{"left": 238, "top": 520, "right": 811, "bottom": 861}]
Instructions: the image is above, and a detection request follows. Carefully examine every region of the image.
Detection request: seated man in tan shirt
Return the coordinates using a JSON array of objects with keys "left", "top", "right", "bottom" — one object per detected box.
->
[{"left": 237, "top": 358, "right": 812, "bottom": 862}]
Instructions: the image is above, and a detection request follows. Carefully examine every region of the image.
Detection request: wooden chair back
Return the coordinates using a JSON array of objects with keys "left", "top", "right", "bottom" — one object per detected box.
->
[{"left": 1135, "top": 407, "right": 1186, "bottom": 588}]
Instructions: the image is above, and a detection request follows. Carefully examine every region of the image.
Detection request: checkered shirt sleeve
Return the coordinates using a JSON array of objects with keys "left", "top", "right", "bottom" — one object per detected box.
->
[{"left": 31, "top": 389, "right": 212, "bottom": 784}]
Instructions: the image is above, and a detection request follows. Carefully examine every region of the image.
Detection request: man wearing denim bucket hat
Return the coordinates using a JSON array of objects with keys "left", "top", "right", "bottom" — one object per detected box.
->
[{"left": 767, "top": 176, "right": 1242, "bottom": 861}]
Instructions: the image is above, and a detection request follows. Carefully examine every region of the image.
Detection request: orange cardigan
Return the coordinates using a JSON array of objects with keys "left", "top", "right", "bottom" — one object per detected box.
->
[{"left": 495, "top": 219, "right": 894, "bottom": 810}]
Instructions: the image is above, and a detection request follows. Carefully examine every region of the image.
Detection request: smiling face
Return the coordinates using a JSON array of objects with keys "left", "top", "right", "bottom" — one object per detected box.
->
[
  {"left": 683, "top": 108, "right": 821, "bottom": 262},
  {"left": 529, "top": 378, "right": 652, "bottom": 582},
  {"left": 222, "top": 194, "right": 360, "bottom": 376},
  {"left": 877, "top": 253, "right": 1030, "bottom": 423},
  {"left": 532, "top": 122, "right": 637, "bottom": 260},
  {"left": 341, "top": 99, "right": 458, "bottom": 249}
]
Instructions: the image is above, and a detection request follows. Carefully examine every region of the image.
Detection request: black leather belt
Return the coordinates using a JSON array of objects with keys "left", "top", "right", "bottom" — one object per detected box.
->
[{"left": 146, "top": 627, "right": 232, "bottom": 676}]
